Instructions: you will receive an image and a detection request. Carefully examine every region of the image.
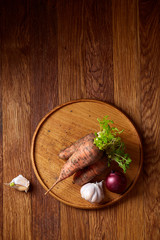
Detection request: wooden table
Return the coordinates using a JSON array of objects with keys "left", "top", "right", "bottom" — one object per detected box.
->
[{"left": 0, "top": 0, "right": 160, "bottom": 239}]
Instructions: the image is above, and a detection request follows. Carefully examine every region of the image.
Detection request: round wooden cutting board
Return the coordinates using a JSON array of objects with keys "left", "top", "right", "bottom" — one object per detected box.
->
[{"left": 31, "top": 99, "right": 143, "bottom": 209}]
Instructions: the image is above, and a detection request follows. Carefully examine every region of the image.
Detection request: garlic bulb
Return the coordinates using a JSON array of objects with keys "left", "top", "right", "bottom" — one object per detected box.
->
[
  {"left": 4, "top": 175, "right": 30, "bottom": 193},
  {"left": 80, "top": 181, "right": 104, "bottom": 203}
]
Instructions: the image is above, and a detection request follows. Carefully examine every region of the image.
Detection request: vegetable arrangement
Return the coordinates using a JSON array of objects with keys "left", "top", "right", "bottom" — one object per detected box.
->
[{"left": 45, "top": 116, "right": 132, "bottom": 200}]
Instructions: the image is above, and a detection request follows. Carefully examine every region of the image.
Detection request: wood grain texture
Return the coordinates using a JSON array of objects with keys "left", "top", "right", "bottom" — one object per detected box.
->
[
  {"left": 1, "top": 1, "right": 31, "bottom": 240},
  {"left": 139, "top": 0, "right": 160, "bottom": 239},
  {"left": 29, "top": 1, "right": 60, "bottom": 240},
  {"left": 82, "top": 0, "right": 114, "bottom": 102},
  {"left": 57, "top": 1, "right": 89, "bottom": 239},
  {"left": 0, "top": 30, "right": 3, "bottom": 240},
  {"left": 82, "top": 2, "right": 115, "bottom": 240},
  {"left": 112, "top": 0, "right": 144, "bottom": 239},
  {"left": 57, "top": 0, "right": 85, "bottom": 103},
  {"left": 57, "top": 1, "right": 115, "bottom": 239},
  {"left": 0, "top": 0, "right": 160, "bottom": 239}
]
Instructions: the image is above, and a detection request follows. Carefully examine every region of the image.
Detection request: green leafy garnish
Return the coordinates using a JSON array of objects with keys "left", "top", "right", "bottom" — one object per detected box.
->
[{"left": 94, "top": 116, "right": 132, "bottom": 173}]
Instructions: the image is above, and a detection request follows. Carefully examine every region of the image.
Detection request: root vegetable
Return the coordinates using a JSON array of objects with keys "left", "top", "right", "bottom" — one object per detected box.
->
[
  {"left": 73, "top": 156, "right": 108, "bottom": 186},
  {"left": 45, "top": 133, "right": 103, "bottom": 195},
  {"left": 59, "top": 134, "right": 94, "bottom": 160}
]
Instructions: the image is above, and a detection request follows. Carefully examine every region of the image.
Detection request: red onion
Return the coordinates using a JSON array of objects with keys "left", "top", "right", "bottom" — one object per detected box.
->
[{"left": 105, "top": 170, "right": 127, "bottom": 194}]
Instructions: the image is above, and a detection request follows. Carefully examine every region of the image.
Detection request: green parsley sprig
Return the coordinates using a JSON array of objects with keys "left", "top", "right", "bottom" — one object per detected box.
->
[{"left": 94, "top": 116, "right": 132, "bottom": 173}]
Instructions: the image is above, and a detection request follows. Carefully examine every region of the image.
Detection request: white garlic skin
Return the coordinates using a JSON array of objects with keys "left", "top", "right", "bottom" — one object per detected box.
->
[
  {"left": 80, "top": 181, "right": 104, "bottom": 203},
  {"left": 10, "top": 175, "right": 30, "bottom": 193}
]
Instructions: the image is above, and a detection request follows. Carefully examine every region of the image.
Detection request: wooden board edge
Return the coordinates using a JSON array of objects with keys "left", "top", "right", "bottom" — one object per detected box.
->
[{"left": 31, "top": 99, "right": 143, "bottom": 209}]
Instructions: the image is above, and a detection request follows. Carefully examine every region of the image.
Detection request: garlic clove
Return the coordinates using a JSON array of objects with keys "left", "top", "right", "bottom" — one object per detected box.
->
[
  {"left": 91, "top": 191, "right": 98, "bottom": 203},
  {"left": 4, "top": 175, "right": 30, "bottom": 193}
]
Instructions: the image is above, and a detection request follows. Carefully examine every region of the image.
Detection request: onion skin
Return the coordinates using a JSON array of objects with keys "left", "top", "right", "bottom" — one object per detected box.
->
[{"left": 105, "top": 171, "right": 127, "bottom": 194}]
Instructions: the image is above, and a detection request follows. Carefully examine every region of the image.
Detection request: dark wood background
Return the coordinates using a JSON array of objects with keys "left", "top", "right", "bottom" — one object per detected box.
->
[{"left": 0, "top": 0, "right": 160, "bottom": 239}]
